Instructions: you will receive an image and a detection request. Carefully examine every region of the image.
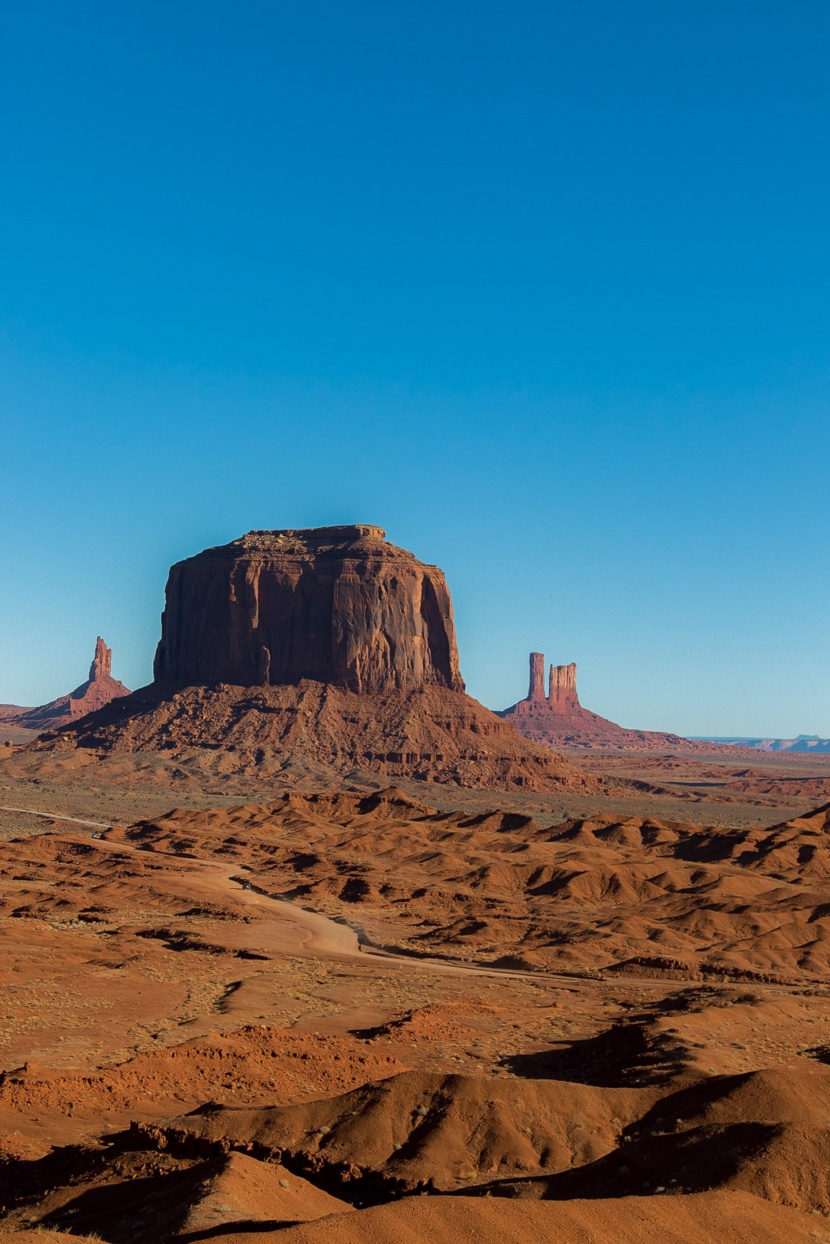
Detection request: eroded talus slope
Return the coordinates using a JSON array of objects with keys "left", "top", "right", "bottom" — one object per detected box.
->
[
  {"left": 5, "top": 793, "right": 830, "bottom": 1238},
  {"left": 137, "top": 1069, "right": 651, "bottom": 1196},
  {"left": 470, "top": 1067, "right": 830, "bottom": 1215},
  {"left": 16, "top": 681, "right": 593, "bottom": 792},
  {"left": 0, "top": 1149, "right": 350, "bottom": 1241},
  {"left": 240, "top": 1192, "right": 827, "bottom": 1244}
]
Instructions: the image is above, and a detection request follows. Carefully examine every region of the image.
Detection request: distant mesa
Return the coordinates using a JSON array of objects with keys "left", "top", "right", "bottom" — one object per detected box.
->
[
  {"left": 500, "top": 651, "right": 712, "bottom": 753},
  {"left": 9, "top": 528, "right": 596, "bottom": 792},
  {"left": 0, "top": 636, "right": 130, "bottom": 734},
  {"left": 693, "top": 735, "right": 830, "bottom": 755}
]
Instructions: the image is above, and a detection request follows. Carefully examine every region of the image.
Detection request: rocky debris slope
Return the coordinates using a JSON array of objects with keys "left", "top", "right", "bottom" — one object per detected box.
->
[
  {"left": 0, "top": 638, "right": 129, "bottom": 733},
  {"left": 221, "top": 1192, "right": 829, "bottom": 1244},
  {"left": 4, "top": 788, "right": 830, "bottom": 1238},
  {"left": 20, "top": 680, "right": 594, "bottom": 791},
  {"left": 135, "top": 1069, "right": 651, "bottom": 1199},
  {"left": 501, "top": 652, "right": 729, "bottom": 753},
  {"left": 131, "top": 1065, "right": 830, "bottom": 1216}
]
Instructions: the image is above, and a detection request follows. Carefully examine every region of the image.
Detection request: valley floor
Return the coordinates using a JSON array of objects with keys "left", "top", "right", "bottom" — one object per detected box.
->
[{"left": 1, "top": 751, "right": 830, "bottom": 1240}]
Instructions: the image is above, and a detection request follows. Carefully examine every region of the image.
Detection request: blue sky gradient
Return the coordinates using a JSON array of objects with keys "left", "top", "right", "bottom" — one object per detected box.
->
[{"left": 1, "top": 1, "right": 828, "bottom": 735}]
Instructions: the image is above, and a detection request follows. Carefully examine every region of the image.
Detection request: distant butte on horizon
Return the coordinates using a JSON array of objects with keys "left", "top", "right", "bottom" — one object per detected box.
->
[
  {"left": 500, "top": 651, "right": 729, "bottom": 754},
  {"left": 0, "top": 636, "right": 130, "bottom": 734}
]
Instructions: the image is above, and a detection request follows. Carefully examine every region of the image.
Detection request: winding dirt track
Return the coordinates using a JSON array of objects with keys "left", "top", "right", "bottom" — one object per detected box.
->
[
  {"left": 0, "top": 805, "right": 112, "bottom": 828},
  {"left": 1, "top": 802, "right": 607, "bottom": 986},
  {"left": 0, "top": 803, "right": 768, "bottom": 995}
]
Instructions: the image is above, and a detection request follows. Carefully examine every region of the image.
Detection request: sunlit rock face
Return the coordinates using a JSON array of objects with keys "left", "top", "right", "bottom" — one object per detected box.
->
[{"left": 153, "top": 524, "right": 465, "bottom": 695}]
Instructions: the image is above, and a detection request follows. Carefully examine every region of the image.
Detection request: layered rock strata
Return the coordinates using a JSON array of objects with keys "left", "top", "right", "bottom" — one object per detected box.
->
[
  {"left": 548, "top": 662, "right": 578, "bottom": 710},
  {"left": 0, "top": 637, "right": 130, "bottom": 733},
  {"left": 527, "top": 652, "right": 546, "bottom": 702},
  {"left": 153, "top": 525, "right": 464, "bottom": 696}
]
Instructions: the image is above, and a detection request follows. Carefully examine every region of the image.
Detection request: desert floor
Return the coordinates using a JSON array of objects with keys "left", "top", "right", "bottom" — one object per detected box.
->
[{"left": 1, "top": 748, "right": 830, "bottom": 1241}]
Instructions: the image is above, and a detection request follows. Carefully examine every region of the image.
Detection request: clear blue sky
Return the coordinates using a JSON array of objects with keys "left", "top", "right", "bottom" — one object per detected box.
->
[{"left": 1, "top": 1, "right": 828, "bottom": 736}]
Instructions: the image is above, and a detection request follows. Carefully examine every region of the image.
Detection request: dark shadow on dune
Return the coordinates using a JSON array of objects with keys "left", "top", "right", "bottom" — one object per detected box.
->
[
  {"left": 500, "top": 1019, "right": 693, "bottom": 1087},
  {"left": 461, "top": 1121, "right": 780, "bottom": 1202},
  {"left": 38, "top": 1166, "right": 201, "bottom": 1243},
  {"left": 0, "top": 1142, "right": 118, "bottom": 1212},
  {"left": 175, "top": 1222, "right": 304, "bottom": 1241}
]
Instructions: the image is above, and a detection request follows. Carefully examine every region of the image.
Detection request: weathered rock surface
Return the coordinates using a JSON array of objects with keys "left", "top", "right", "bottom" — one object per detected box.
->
[
  {"left": 23, "top": 679, "right": 596, "bottom": 790},
  {"left": 501, "top": 653, "right": 720, "bottom": 753},
  {"left": 0, "top": 638, "right": 130, "bottom": 733},
  {"left": 548, "top": 661, "right": 578, "bottom": 709},
  {"left": 153, "top": 525, "right": 464, "bottom": 695},
  {"left": 527, "top": 652, "right": 546, "bottom": 702}
]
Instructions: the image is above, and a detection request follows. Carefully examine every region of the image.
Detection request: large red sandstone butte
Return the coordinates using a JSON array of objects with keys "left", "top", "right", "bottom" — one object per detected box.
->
[
  {"left": 11, "top": 529, "right": 594, "bottom": 792},
  {"left": 153, "top": 525, "right": 463, "bottom": 695},
  {"left": 0, "top": 637, "right": 130, "bottom": 733}
]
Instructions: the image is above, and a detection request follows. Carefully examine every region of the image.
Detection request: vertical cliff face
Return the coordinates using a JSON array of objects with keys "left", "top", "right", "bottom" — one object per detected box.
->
[
  {"left": 528, "top": 652, "right": 546, "bottom": 701},
  {"left": 89, "top": 636, "right": 113, "bottom": 681},
  {"left": 548, "top": 662, "right": 578, "bottom": 709},
  {"left": 153, "top": 525, "right": 465, "bottom": 695}
]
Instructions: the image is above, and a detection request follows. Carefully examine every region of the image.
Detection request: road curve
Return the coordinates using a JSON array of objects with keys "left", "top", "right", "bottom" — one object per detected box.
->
[{"left": 0, "top": 803, "right": 670, "bottom": 989}]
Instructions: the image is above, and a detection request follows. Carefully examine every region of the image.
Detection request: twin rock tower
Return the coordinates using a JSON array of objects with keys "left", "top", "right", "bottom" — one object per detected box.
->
[{"left": 526, "top": 653, "right": 579, "bottom": 711}]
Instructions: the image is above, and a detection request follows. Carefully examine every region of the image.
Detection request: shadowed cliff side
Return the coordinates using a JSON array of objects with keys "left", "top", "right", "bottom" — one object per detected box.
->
[{"left": 153, "top": 525, "right": 464, "bottom": 695}]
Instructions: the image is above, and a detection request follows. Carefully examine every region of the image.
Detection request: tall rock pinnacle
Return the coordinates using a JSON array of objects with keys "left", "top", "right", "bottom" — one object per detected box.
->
[
  {"left": 520, "top": 653, "right": 580, "bottom": 708},
  {"left": 153, "top": 525, "right": 465, "bottom": 695},
  {"left": 0, "top": 637, "right": 130, "bottom": 733},
  {"left": 548, "top": 662, "right": 578, "bottom": 708},
  {"left": 89, "top": 636, "right": 113, "bottom": 681},
  {"left": 499, "top": 649, "right": 706, "bottom": 753},
  {"left": 528, "top": 652, "right": 546, "bottom": 701}
]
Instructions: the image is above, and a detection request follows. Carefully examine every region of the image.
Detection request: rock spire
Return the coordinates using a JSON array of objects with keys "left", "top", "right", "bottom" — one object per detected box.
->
[
  {"left": 528, "top": 652, "right": 546, "bottom": 701},
  {"left": 89, "top": 636, "right": 113, "bottom": 681},
  {"left": 499, "top": 650, "right": 712, "bottom": 753},
  {"left": 0, "top": 638, "right": 130, "bottom": 733},
  {"left": 548, "top": 661, "right": 578, "bottom": 709}
]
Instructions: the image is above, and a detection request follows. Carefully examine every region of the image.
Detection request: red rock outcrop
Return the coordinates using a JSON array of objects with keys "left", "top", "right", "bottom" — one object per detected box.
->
[
  {"left": 528, "top": 652, "right": 546, "bottom": 702},
  {"left": 501, "top": 652, "right": 716, "bottom": 753},
  {"left": 154, "top": 525, "right": 464, "bottom": 696},
  {"left": 549, "top": 661, "right": 578, "bottom": 709},
  {"left": 0, "top": 638, "right": 130, "bottom": 733},
  {"left": 11, "top": 530, "right": 596, "bottom": 792}
]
